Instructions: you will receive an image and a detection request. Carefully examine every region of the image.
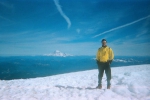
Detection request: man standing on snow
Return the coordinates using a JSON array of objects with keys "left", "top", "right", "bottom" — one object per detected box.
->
[{"left": 96, "top": 39, "right": 114, "bottom": 89}]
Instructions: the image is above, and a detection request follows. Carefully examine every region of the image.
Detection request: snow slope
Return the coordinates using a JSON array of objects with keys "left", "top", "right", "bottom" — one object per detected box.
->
[{"left": 0, "top": 64, "right": 150, "bottom": 100}]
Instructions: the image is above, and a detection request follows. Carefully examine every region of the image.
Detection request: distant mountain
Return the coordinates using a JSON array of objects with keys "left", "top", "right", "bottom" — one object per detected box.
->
[{"left": 44, "top": 50, "right": 73, "bottom": 57}]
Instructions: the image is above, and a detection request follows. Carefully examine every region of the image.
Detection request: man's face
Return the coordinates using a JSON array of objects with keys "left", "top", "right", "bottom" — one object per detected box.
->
[{"left": 102, "top": 41, "right": 107, "bottom": 46}]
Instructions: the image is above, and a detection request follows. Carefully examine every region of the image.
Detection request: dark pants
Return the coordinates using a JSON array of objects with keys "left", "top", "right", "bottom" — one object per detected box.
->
[{"left": 97, "top": 61, "right": 111, "bottom": 85}]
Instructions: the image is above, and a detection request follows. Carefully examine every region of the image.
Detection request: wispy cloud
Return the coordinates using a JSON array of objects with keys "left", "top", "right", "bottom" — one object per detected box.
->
[
  {"left": 0, "top": 1, "right": 14, "bottom": 9},
  {"left": 93, "top": 14, "right": 150, "bottom": 38},
  {"left": 112, "top": 32, "right": 150, "bottom": 45},
  {"left": 136, "top": 30, "right": 148, "bottom": 37},
  {"left": 53, "top": 0, "right": 71, "bottom": 29},
  {"left": 0, "top": 15, "right": 12, "bottom": 22},
  {"left": 136, "top": 18, "right": 150, "bottom": 37},
  {"left": 0, "top": 2, "right": 15, "bottom": 23},
  {"left": 76, "top": 29, "right": 81, "bottom": 33},
  {"left": 109, "top": 36, "right": 150, "bottom": 56}
]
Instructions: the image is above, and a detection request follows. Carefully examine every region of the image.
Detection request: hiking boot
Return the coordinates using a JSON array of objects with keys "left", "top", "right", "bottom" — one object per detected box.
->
[
  {"left": 107, "top": 85, "right": 111, "bottom": 89},
  {"left": 96, "top": 84, "right": 102, "bottom": 89}
]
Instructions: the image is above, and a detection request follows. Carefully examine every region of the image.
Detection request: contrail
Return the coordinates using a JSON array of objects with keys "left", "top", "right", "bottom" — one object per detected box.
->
[
  {"left": 54, "top": 0, "right": 71, "bottom": 29},
  {"left": 93, "top": 15, "right": 150, "bottom": 38}
]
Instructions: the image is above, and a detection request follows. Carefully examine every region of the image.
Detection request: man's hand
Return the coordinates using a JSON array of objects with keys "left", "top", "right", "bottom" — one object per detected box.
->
[
  {"left": 96, "top": 60, "right": 99, "bottom": 63},
  {"left": 108, "top": 60, "right": 112, "bottom": 64}
]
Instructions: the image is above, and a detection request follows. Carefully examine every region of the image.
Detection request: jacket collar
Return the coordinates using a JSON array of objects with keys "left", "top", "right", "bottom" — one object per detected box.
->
[{"left": 102, "top": 45, "right": 107, "bottom": 48}]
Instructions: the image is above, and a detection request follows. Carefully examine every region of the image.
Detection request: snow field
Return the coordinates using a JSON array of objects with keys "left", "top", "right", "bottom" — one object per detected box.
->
[{"left": 0, "top": 64, "right": 150, "bottom": 100}]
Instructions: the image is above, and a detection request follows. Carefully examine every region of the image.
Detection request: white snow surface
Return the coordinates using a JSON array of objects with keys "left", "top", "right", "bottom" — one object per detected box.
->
[{"left": 0, "top": 64, "right": 150, "bottom": 100}]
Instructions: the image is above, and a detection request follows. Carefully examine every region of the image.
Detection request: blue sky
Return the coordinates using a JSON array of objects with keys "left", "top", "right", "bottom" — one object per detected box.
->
[{"left": 0, "top": 0, "right": 150, "bottom": 56}]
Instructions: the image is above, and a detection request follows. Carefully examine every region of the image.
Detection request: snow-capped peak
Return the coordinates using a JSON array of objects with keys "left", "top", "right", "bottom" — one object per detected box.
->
[{"left": 44, "top": 50, "right": 73, "bottom": 57}]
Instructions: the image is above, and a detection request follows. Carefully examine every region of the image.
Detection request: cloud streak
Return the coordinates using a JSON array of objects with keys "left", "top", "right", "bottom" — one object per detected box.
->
[
  {"left": 0, "top": 15, "right": 13, "bottom": 22},
  {"left": 93, "top": 15, "right": 150, "bottom": 38},
  {"left": 54, "top": 0, "right": 71, "bottom": 29}
]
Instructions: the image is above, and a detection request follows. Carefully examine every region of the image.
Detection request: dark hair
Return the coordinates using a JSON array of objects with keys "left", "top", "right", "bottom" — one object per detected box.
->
[{"left": 101, "top": 39, "right": 107, "bottom": 42}]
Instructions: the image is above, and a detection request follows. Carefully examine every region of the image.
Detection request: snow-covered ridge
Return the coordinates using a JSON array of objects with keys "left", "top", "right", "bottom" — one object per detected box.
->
[
  {"left": 44, "top": 50, "right": 73, "bottom": 57},
  {"left": 92, "top": 58, "right": 141, "bottom": 63},
  {"left": 113, "top": 58, "right": 141, "bottom": 63},
  {"left": 0, "top": 64, "right": 150, "bottom": 100}
]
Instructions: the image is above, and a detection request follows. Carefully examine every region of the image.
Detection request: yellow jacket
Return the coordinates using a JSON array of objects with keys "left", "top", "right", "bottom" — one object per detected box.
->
[{"left": 96, "top": 46, "right": 114, "bottom": 62}]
